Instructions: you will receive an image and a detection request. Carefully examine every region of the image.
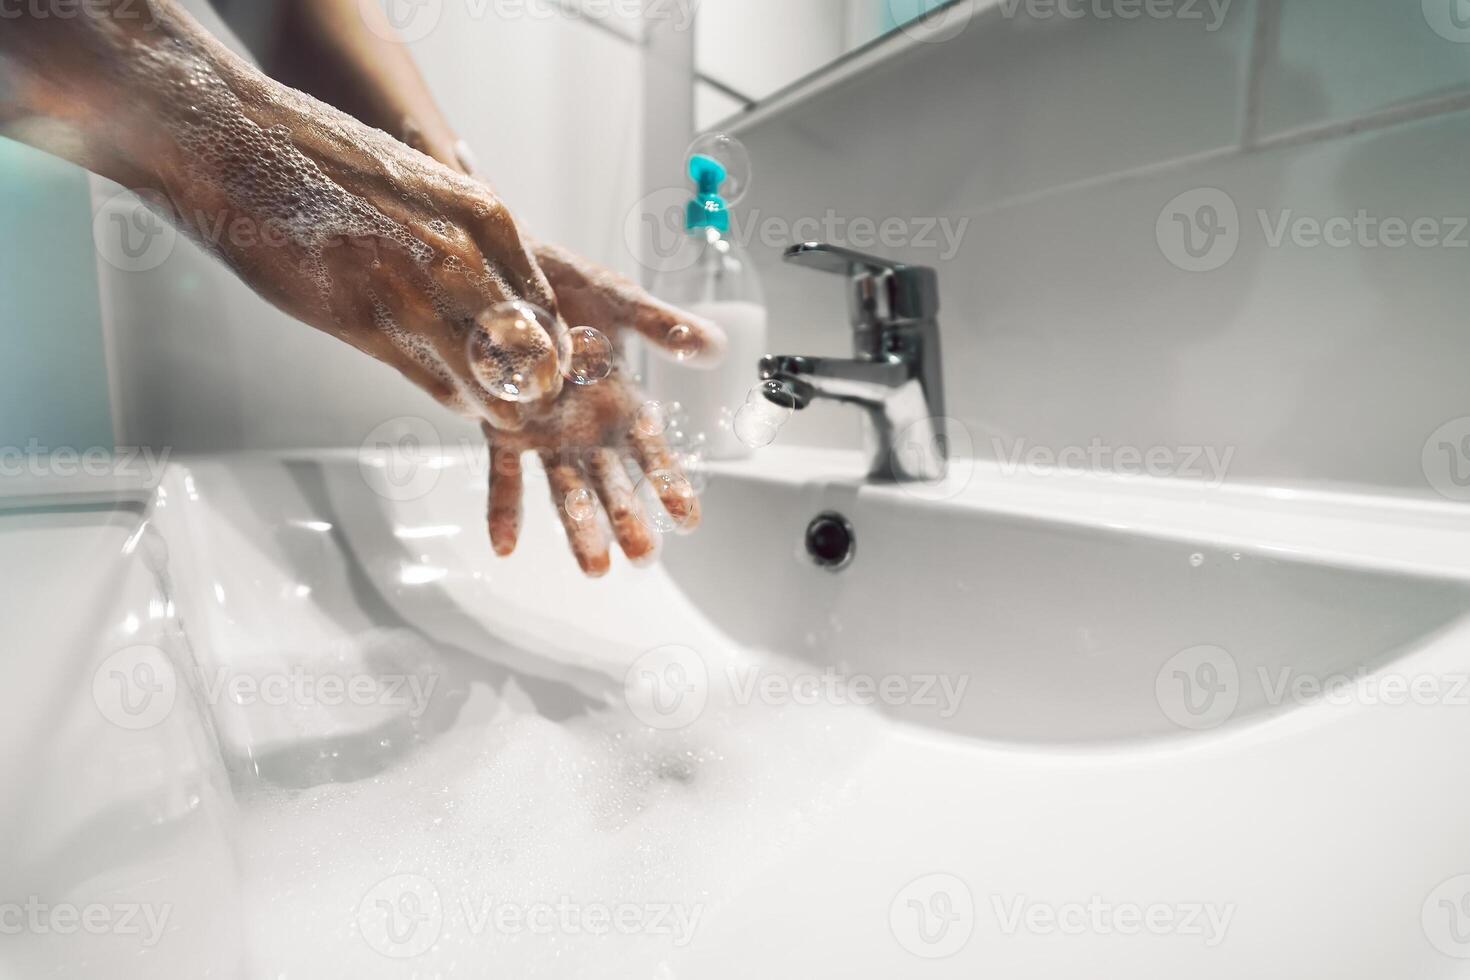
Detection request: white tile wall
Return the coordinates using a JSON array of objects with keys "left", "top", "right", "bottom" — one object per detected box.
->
[
  {"left": 727, "top": 0, "right": 1470, "bottom": 498},
  {"left": 695, "top": 0, "right": 849, "bottom": 107}
]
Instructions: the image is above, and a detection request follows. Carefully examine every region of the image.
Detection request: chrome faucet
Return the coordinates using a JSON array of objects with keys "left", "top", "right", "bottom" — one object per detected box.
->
[{"left": 760, "top": 243, "right": 947, "bottom": 482}]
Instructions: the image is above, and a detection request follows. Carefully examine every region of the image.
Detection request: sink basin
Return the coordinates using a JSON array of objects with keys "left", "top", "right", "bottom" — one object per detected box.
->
[{"left": 5, "top": 446, "right": 1470, "bottom": 978}]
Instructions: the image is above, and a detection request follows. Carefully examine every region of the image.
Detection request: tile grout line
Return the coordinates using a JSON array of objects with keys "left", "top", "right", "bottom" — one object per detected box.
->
[{"left": 1251, "top": 87, "right": 1470, "bottom": 153}]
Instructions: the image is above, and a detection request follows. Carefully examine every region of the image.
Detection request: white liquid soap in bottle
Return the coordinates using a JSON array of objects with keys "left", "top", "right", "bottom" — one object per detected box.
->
[{"left": 649, "top": 138, "right": 767, "bottom": 460}]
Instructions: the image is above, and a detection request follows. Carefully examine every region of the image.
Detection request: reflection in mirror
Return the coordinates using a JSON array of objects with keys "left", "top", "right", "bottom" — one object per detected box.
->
[{"left": 693, "top": 0, "right": 964, "bottom": 129}]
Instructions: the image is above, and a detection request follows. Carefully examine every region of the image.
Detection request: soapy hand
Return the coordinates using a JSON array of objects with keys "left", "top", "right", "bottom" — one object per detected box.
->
[
  {"left": 149, "top": 15, "right": 726, "bottom": 575},
  {"left": 2, "top": 0, "right": 727, "bottom": 577},
  {"left": 476, "top": 243, "right": 723, "bottom": 575},
  {"left": 133, "top": 40, "right": 567, "bottom": 432}
]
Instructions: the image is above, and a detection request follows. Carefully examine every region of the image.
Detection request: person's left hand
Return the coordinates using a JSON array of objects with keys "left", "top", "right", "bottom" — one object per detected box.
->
[{"left": 483, "top": 242, "right": 726, "bottom": 577}]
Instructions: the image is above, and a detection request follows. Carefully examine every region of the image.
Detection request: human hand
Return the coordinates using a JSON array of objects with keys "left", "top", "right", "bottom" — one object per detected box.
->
[
  {"left": 138, "top": 30, "right": 565, "bottom": 431},
  {"left": 19, "top": 3, "right": 728, "bottom": 576},
  {"left": 483, "top": 244, "right": 726, "bottom": 576}
]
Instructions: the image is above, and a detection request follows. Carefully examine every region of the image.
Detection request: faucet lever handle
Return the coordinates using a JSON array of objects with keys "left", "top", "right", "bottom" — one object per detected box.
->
[{"left": 783, "top": 242, "right": 939, "bottom": 325}]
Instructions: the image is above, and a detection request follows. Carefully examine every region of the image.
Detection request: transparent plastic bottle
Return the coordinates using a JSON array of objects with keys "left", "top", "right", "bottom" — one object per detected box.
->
[{"left": 649, "top": 154, "right": 767, "bottom": 460}]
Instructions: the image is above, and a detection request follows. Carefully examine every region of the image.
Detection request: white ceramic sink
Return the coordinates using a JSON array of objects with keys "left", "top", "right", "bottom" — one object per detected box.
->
[{"left": 5, "top": 446, "right": 1470, "bottom": 978}]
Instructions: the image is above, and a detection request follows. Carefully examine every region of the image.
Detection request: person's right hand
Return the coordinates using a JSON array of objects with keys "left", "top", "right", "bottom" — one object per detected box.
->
[{"left": 145, "top": 33, "right": 567, "bottom": 431}]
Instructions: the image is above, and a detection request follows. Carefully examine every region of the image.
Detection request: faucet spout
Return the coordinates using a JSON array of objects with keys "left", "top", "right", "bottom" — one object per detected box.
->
[
  {"left": 759, "top": 355, "right": 909, "bottom": 408},
  {"left": 762, "top": 243, "right": 948, "bottom": 483}
]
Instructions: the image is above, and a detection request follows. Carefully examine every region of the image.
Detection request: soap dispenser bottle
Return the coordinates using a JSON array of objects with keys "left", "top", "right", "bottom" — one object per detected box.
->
[{"left": 648, "top": 153, "right": 768, "bottom": 460}]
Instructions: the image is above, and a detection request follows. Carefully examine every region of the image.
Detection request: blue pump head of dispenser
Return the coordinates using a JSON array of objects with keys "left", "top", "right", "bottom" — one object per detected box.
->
[{"left": 685, "top": 154, "right": 730, "bottom": 234}]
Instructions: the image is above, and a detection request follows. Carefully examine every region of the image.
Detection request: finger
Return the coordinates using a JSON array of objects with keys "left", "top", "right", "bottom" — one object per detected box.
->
[
  {"left": 585, "top": 449, "right": 658, "bottom": 567},
  {"left": 475, "top": 200, "right": 560, "bottom": 315},
  {"left": 627, "top": 430, "right": 701, "bottom": 532},
  {"left": 539, "top": 449, "right": 611, "bottom": 578},
  {"left": 628, "top": 292, "right": 727, "bottom": 369},
  {"left": 534, "top": 242, "right": 727, "bottom": 368},
  {"left": 463, "top": 198, "right": 566, "bottom": 415},
  {"left": 486, "top": 440, "right": 523, "bottom": 557}
]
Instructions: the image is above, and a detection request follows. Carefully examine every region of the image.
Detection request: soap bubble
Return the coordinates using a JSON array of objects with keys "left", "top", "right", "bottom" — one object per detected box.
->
[
  {"left": 666, "top": 427, "right": 706, "bottom": 454},
  {"left": 1189, "top": 553, "right": 1205, "bottom": 568},
  {"left": 564, "top": 488, "right": 598, "bottom": 523},
  {"left": 633, "top": 401, "right": 670, "bottom": 438},
  {"left": 665, "top": 323, "right": 702, "bottom": 362},
  {"left": 733, "top": 381, "right": 797, "bottom": 449},
  {"left": 678, "top": 451, "right": 710, "bottom": 495},
  {"left": 467, "top": 300, "right": 556, "bottom": 402},
  {"left": 632, "top": 470, "right": 697, "bottom": 534},
  {"left": 733, "top": 406, "right": 780, "bottom": 449},
  {"left": 558, "top": 326, "right": 613, "bottom": 386},
  {"left": 686, "top": 132, "right": 752, "bottom": 206}
]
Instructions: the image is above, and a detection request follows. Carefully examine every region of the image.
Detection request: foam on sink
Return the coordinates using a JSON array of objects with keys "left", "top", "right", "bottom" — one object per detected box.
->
[{"left": 235, "top": 646, "right": 881, "bottom": 978}]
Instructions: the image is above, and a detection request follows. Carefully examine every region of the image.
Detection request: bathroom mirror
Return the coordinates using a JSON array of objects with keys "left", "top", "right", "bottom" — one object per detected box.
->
[{"left": 693, "top": 0, "right": 972, "bottom": 128}]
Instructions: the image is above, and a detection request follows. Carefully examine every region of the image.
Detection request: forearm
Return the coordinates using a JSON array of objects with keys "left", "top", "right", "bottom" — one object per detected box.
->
[
  {"left": 0, "top": 1, "right": 182, "bottom": 186},
  {"left": 208, "top": 0, "right": 467, "bottom": 171}
]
